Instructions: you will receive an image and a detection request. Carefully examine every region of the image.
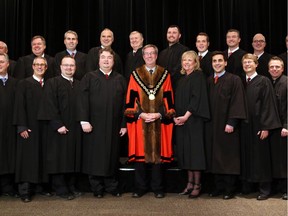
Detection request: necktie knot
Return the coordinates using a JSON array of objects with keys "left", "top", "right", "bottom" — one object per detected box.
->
[
  {"left": 1, "top": 77, "right": 7, "bottom": 86},
  {"left": 71, "top": 52, "right": 75, "bottom": 58},
  {"left": 247, "top": 77, "right": 251, "bottom": 83},
  {"left": 39, "top": 79, "right": 43, "bottom": 87},
  {"left": 149, "top": 69, "right": 153, "bottom": 75},
  {"left": 105, "top": 74, "right": 109, "bottom": 79},
  {"left": 228, "top": 52, "right": 232, "bottom": 58},
  {"left": 199, "top": 55, "right": 202, "bottom": 61},
  {"left": 214, "top": 75, "right": 219, "bottom": 84}
]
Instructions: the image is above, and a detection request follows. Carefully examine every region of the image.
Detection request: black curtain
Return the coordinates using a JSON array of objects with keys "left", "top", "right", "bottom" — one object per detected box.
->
[{"left": 0, "top": 0, "right": 287, "bottom": 61}]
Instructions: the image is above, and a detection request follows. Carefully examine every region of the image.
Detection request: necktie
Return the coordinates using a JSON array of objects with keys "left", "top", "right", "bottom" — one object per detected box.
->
[
  {"left": 199, "top": 55, "right": 202, "bottom": 61},
  {"left": 228, "top": 52, "right": 232, "bottom": 58},
  {"left": 133, "top": 51, "right": 136, "bottom": 56},
  {"left": 149, "top": 69, "right": 153, "bottom": 75},
  {"left": 39, "top": 79, "right": 43, "bottom": 87},
  {"left": 71, "top": 53, "right": 75, "bottom": 58},
  {"left": 69, "top": 79, "right": 73, "bottom": 88},
  {"left": 105, "top": 74, "right": 109, "bottom": 79},
  {"left": 247, "top": 78, "right": 251, "bottom": 83},
  {"left": 214, "top": 76, "right": 219, "bottom": 84},
  {"left": 1, "top": 77, "right": 7, "bottom": 86}
]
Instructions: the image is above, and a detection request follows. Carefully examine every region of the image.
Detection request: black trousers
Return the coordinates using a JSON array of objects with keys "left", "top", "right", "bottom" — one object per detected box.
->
[
  {"left": 51, "top": 173, "right": 76, "bottom": 195},
  {"left": 134, "top": 162, "right": 163, "bottom": 193},
  {"left": 0, "top": 174, "right": 15, "bottom": 194},
  {"left": 89, "top": 175, "right": 118, "bottom": 194},
  {"left": 214, "top": 174, "right": 238, "bottom": 194}
]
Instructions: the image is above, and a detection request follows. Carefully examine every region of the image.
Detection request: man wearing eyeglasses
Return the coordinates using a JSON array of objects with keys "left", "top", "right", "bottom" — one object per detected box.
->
[
  {"left": 14, "top": 57, "right": 53, "bottom": 202},
  {"left": 13, "top": 35, "right": 55, "bottom": 80},
  {"left": 252, "top": 33, "right": 273, "bottom": 78},
  {"left": 38, "top": 56, "right": 82, "bottom": 200},
  {"left": 125, "top": 44, "right": 175, "bottom": 199}
]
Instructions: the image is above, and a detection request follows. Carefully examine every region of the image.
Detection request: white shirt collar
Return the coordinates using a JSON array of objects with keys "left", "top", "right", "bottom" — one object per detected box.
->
[
  {"left": 199, "top": 50, "right": 208, "bottom": 57},
  {"left": 61, "top": 74, "right": 73, "bottom": 82}
]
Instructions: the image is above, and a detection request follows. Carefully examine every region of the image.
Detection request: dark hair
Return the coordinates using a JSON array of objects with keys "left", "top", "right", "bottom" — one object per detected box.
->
[{"left": 211, "top": 51, "right": 227, "bottom": 62}]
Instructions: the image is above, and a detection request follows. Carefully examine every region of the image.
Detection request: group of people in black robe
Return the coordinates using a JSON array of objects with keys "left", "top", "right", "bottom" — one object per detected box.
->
[{"left": 0, "top": 26, "right": 286, "bottom": 203}]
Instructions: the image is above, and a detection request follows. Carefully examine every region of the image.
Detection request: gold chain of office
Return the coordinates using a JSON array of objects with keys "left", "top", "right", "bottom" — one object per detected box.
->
[{"left": 132, "top": 70, "right": 168, "bottom": 100}]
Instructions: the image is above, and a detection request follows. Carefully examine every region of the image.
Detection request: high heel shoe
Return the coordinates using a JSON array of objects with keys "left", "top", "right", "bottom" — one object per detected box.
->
[
  {"left": 188, "top": 183, "right": 201, "bottom": 199},
  {"left": 179, "top": 182, "right": 194, "bottom": 195}
]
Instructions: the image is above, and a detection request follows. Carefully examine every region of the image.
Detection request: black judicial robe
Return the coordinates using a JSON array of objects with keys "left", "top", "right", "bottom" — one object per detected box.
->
[
  {"left": 54, "top": 51, "right": 87, "bottom": 80},
  {"left": 157, "top": 42, "right": 189, "bottom": 88},
  {"left": 205, "top": 72, "right": 247, "bottom": 174},
  {"left": 79, "top": 70, "right": 126, "bottom": 176},
  {"left": 86, "top": 46, "right": 123, "bottom": 75},
  {"left": 38, "top": 76, "right": 81, "bottom": 174},
  {"left": 256, "top": 52, "right": 273, "bottom": 78},
  {"left": 124, "top": 48, "right": 144, "bottom": 80},
  {"left": 0, "top": 76, "right": 17, "bottom": 175},
  {"left": 270, "top": 75, "right": 287, "bottom": 178},
  {"left": 13, "top": 77, "right": 45, "bottom": 183},
  {"left": 241, "top": 75, "right": 281, "bottom": 182},
  {"left": 13, "top": 54, "right": 55, "bottom": 80},
  {"left": 224, "top": 48, "right": 246, "bottom": 79},
  {"left": 174, "top": 70, "right": 210, "bottom": 170},
  {"left": 200, "top": 51, "right": 214, "bottom": 78}
]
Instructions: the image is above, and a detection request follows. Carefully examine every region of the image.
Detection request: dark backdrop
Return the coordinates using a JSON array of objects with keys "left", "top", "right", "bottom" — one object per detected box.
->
[{"left": 0, "top": 0, "right": 287, "bottom": 61}]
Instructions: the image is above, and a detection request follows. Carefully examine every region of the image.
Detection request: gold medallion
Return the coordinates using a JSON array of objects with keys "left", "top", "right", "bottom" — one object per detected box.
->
[{"left": 149, "top": 94, "right": 155, "bottom": 100}]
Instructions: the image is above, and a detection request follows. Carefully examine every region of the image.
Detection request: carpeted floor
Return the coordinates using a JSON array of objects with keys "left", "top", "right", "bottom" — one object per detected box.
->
[{"left": 0, "top": 192, "right": 287, "bottom": 216}]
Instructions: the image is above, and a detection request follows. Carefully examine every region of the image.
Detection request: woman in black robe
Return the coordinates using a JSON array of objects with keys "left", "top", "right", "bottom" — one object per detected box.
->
[{"left": 174, "top": 51, "right": 210, "bottom": 198}]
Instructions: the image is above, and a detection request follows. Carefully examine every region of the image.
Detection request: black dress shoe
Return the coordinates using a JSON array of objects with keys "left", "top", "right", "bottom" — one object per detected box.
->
[
  {"left": 39, "top": 191, "right": 54, "bottom": 197},
  {"left": 111, "top": 190, "right": 121, "bottom": 197},
  {"left": 282, "top": 193, "right": 287, "bottom": 200},
  {"left": 132, "top": 192, "right": 145, "bottom": 198},
  {"left": 71, "top": 191, "right": 82, "bottom": 197},
  {"left": 257, "top": 194, "right": 268, "bottom": 200},
  {"left": 58, "top": 193, "right": 75, "bottom": 200},
  {"left": 209, "top": 190, "right": 221, "bottom": 197},
  {"left": 223, "top": 193, "right": 234, "bottom": 200},
  {"left": 2, "top": 192, "right": 20, "bottom": 198},
  {"left": 93, "top": 192, "right": 103, "bottom": 198},
  {"left": 154, "top": 192, "right": 165, "bottom": 198},
  {"left": 21, "top": 195, "right": 32, "bottom": 203}
]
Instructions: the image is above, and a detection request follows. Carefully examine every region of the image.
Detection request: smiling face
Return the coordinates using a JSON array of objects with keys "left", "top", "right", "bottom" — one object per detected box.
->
[
  {"left": 252, "top": 33, "right": 266, "bottom": 53},
  {"left": 269, "top": 59, "right": 284, "bottom": 80},
  {"left": 181, "top": 53, "right": 197, "bottom": 75},
  {"left": 31, "top": 37, "right": 46, "bottom": 57},
  {"left": 196, "top": 35, "right": 209, "bottom": 53},
  {"left": 60, "top": 57, "right": 76, "bottom": 78},
  {"left": 212, "top": 54, "right": 227, "bottom": 74},
  {"left": 32, "top": 57, "right": 47, "bottom": 79},
  {"left": 167, "top": 27, "right": 181, "bottom": 45},
  {"left": 129, "top": 32, "right": 144, "bottom": 51},
  {"left": 0, "top": 54, "right": 9, "bottom": 76},
  {"left": 64, "top": 32, "right": 78, "bottom": 51},
  {"left": 242, "top": 54, "right": 258, "bottom": 76},
  {"left": 100, "top": 29, "right": 114, "bottom": 48},
  {"left": 99, "top": 50, "right": 114, "bottom": 73},
  {"left": 142, "top": 46, "right": 157, "bottom": 68},
  {"left": 226, "top": 31, "right": 241, "bottom": 49}
]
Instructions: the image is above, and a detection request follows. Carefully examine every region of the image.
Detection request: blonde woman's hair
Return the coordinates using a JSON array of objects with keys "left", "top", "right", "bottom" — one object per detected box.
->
[{"left": 180, "top": 50, "right": 201, "bottom": 74}]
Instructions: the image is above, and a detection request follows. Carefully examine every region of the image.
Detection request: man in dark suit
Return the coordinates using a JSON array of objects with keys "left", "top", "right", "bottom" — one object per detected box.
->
[
  {"left": 13, "top": 35, "right": 55, "bottom": 80},
  {"left": 196, "top": 32, "right": 213, "bottom": 77},
  {"left": 252, "top": 33, "right": 272, "bottom": 78},
  {"left": 223, "top": 29, "right": 246, "bottom": 80},
  {"left": 0, "top": 41, "right": 16, "bottom": 76},
  {"left": 54, "top": 30, "right": 87, "bottom": 80}
]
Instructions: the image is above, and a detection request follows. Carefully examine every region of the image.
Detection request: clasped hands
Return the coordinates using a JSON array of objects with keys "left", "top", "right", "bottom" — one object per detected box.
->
[{"left": 140, "top": 112, "right": 161, "bottom": 123}]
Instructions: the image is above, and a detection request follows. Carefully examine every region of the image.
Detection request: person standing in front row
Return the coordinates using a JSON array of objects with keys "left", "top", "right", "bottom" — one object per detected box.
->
[
  {"left": 79, "top": 48, "right": 127, "bottom": 198},
  {"left": 240, "top": 53, "right": 281, "bottom": 201},
  {"left": 268, "top": 57, "right": 287, "bottom": 200},
  {"left": 205, "top": 51, "right": 247, "bottom": 200},
  {"left": 14, "top": 57, "right": 53, "bottom": 202},
  {"left": 174, "top": 51, "right": 210, "bottom": 199},
  {"left": 125, "top": 44, "right": 175, "bottom": 198},
  {"left": 38, "top": 56, "right": 82, "bottom": 200},
  {"left": 0, "top": 53, "right": 18, "bottom": 198}
]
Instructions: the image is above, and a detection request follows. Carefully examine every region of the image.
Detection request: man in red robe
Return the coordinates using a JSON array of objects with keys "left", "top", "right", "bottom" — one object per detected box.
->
[{"left": 125, "top": 44, "right": 175, "bottom": 198}]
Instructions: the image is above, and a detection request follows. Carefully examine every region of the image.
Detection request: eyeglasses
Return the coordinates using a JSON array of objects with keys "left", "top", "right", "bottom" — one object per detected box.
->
[
  {"left": 143, "top": 52, "right": 156, "bottom": 56},
  {"left": 33, "top": 63, "right": 46, "bottom": 67},
  {"left": 61, "top": 64, "right": 75, "bottom": 67},
  {"left": 253, "top": 40, "right": 265, "bottom": 43}
]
